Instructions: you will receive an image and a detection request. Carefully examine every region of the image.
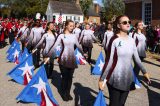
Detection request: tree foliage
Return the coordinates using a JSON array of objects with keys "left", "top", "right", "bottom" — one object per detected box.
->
[
  {"left": 101, "top": 0, "right": 125, "bottom": 22},
  {"left": 0, "top": 0, "right": 49, "bottom": 18},
  {"left": 79, "top": 0, "right": 92, "bottom": 17}
]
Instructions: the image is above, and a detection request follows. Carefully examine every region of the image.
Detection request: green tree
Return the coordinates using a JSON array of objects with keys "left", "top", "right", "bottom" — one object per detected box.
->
[
  {"left": 25, "top": 0, "right": 49, "bottom": 17},
  {"left": 102, "top": 0, "right": 125, "bottom": 22},
  {"left": 79, "top": 0, "right": 92, "bottom": 17},
  {"left": 0, "top": 0, "right": 49, "bottom": 18}
]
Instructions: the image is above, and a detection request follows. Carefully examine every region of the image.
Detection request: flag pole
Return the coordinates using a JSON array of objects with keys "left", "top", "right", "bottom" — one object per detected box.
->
[
  {"left": 101, "top": 44, "right": 103, "bottom": 52},
  {"left": 44, "top": 57, "right": 50, "bottom": 65},
  {"left": 102, "top": 79, "right": 107, "bottom": 88},
  {"left": 32, "top": 48, "right": 37, "bottom": 54}
]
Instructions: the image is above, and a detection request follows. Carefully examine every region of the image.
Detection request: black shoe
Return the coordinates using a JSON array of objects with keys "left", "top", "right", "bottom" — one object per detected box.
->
[
  {"left": 67, "top": 94, "right": 73, "bottom": 100},
  {"left": 62, "top": 94, "right": 69, "bottom": 101}
]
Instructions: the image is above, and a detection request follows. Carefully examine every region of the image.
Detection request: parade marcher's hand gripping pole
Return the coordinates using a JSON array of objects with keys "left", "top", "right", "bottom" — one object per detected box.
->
[
  {"left": 99, "top": 79, "right": 107, "bottom": 91},
  {"left": 32, "top": 48, "right": 37, "bottom": 54},
  {"left": 102, "top": 79, "right": 107, "bottom": 88},
  {"left": 44, "top": 57, "right": 50, "bottom": 65}
]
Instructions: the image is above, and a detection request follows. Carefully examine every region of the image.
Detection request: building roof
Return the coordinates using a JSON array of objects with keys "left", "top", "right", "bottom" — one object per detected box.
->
[
  {"left": 48, "top": 0, "right": 83, "bottom": 15},
  {"left": 124, "top": 0, "right": 142, "bottom": 3}
]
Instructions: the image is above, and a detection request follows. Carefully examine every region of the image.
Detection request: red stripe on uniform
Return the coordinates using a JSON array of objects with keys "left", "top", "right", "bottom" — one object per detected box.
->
[
  {"left": 136, "top": 36, "right": 139, "bottom": 47},
  {"left": 100, "top": 35, "right": 118, "bottom": 79},
  {"left": 106, "top": 47, "right": 118, "bottom": 81},
  {"left": 104, "top": 35, "right": 108, "bottom": 50}
]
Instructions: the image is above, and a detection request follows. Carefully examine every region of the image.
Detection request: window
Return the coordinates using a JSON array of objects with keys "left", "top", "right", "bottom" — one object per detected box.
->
[
  {"left": 74, "top": 16, "right": 80, "bottom": 22},
  {"left": 143, "top": 2, "right": 152, "bottom": 25},
  {"left": 93, "top": 18, "right": 97, "bottom": 23},
  {"left": 66, "top": 16, "right": 72, "bottom": 20}
]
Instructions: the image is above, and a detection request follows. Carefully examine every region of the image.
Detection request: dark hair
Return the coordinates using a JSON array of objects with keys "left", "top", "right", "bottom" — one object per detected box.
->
[
  {"left": 75, "top": 22, "right": 80, "bottom": 27},
  {"left": 135, "top": 21, "right": 143, "bottom": 28},
  {"left": 113, "top": 15, "right": 128, "bottom": 34},
  {"left": 106, "top": 21, "right": 113, "bottom": 30},
  {"left": 85, "top": 23, "right": 90, "bottom": 26},
  {"left": 63, "top": 20, "right": 74, "bottom": 33},
  {"left": 35, "top": 20, "right": 41, "bottom": 27},
  {"left": 85, "top": 23, "right": 90, "bottom": 29},
  {"left": 45, "top": 22, "right": 56, "bottom": 36},
  {"left": 45, "top": 22, "right": 52, "bottom": 32},
  {"left": 134, "top": 21, "right": 143, "bottom": 33}
]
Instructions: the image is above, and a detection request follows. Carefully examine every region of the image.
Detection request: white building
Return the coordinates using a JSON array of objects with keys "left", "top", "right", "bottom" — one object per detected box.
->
[{"left": 46, "top": 0, "right": 84, "bottom": 23}]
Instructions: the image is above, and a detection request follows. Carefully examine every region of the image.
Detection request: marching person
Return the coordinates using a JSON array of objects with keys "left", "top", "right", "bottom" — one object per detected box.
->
[
  {"left": 27, "top": 20, "right": 45, "bottom": 68},
  {"left": 99, "top": 22, "right": 106, "bottom": 43},
  {"left": 48, "top": 20, "right": 84, "bottom": 101},
  {"left": 99, "top": 15, "right": 151, "bottom": 106},
  {"left": 34, "top": 22, "right": 57, "bottom": 78},
  {"left": 73, "top": 22, "right": 81, "bottom": 41},
  {"left": 0, "top": 24, "right": 5, "bottom": 48},
  {"left": 7, "top": 20, "right": 15, "bottom": 45},
  {"left": 131, "top": 21, "right": 147, "bottom": 77},
  {"left": 79, "top": 23, "right": 97, "bottom": 64},
  {"left": 102, "top": 21, "right": 114, "bottom": 59},
  {"left": 17, "top": 21, "right": 29, "bottom": 51}
]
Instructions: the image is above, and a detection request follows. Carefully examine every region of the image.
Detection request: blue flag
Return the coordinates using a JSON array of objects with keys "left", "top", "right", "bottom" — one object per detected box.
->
[
  {"left": 131, "top": 65, "right": 141, "bottom": 89},
  {"left": 7, "top": 43, "right": 21, "bottom": 63},
  {"left": 16, "top": 65, "right": 59, "bottom": 106},
  {"left": 75, "top": 48, "right": 87, "bottom": 65},
  {"left": 92, "top": 52, "right": 104, "bottom": 75},
  {"left": 94, "top": 90, "right": 106, "bottom": 106},
  {"left": 7, "top": 54, "right": 34, "bottom": 85},
  {"left": 18, "top": 48, "right": 29, "bottom": 64},
  {"left": 6, "top": 40, "right": 19, "bottom": 54}
]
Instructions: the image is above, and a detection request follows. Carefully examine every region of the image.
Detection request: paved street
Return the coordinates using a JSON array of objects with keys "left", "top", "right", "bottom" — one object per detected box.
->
[{"left": 0, "top": 42, "right": 160, "bottom": 106}]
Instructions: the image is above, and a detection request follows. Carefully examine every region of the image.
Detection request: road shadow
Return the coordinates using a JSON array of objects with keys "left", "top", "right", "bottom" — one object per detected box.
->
[
  {"left": 73, "top": 82, "right": 109, "bottom": 106},
  {"left": 139, "top": 76, "right": 160, "bottom": 90},
  {"left": 150, "top": 78, "right": 160, "bottom": 82},
  {"left": 51, "top": 69, "right": 63, "bottom": 99},
  {"left": 73, "top": 82, "right": 96, "bottom": 106},
  {"left": 143, "top": 59, "right": 160, "bottom": 67},
  {"left": 140, "top": 81, "right": 160, "bottom": 106},
  {"left": 17, "top": 101, "right": 34, "bottom": 105},
  {"left": 90, "top": 65, "right": 94, "bottom": 75},
  {"left": 8, "top": 79, "right": 18, "bottom": 83},
  {"left": 89, "top": 59, "right": 96, "bottom": 65}
]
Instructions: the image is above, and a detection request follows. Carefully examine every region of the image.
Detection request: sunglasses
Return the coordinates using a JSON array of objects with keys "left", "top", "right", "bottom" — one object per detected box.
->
[{"left": 120, "top": 21, "right": 131, "bottom": 25}]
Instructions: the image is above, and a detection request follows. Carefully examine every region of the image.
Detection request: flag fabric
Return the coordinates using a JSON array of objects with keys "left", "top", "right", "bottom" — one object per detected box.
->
[
  {"left": 18, "top": 47, "right": 29, "bottom": 64},
  {"left": 7, "top": 43, "right": 21, "bottom": 63},
  {"left": 75, "top": 48, "right": 87, "bottom": 65},
  {"left": 16, "top": 65, "right": 59, "bottom": 106},
  {"left": 7, "top": 54, "right": 34, "bottom": 85},
  {"left": 94, "top": 90, "right": 106, "bottom": 106},
  {"left": 131, "top": 65, "right": 141, "bottom": 89},
  {"left": 92, "top": 52, "right": 104, "bottom": 75},
  {"left": 6, "top": 40, "right": 19, "bottom": 54},
  {"left": 58, "top": 10, "right": 62, "bottom": 23}
]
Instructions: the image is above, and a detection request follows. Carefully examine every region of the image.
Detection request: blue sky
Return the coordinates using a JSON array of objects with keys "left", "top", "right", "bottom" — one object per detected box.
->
[{"left": 93, "top": 0, "right": 104, "bottom": 6}]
